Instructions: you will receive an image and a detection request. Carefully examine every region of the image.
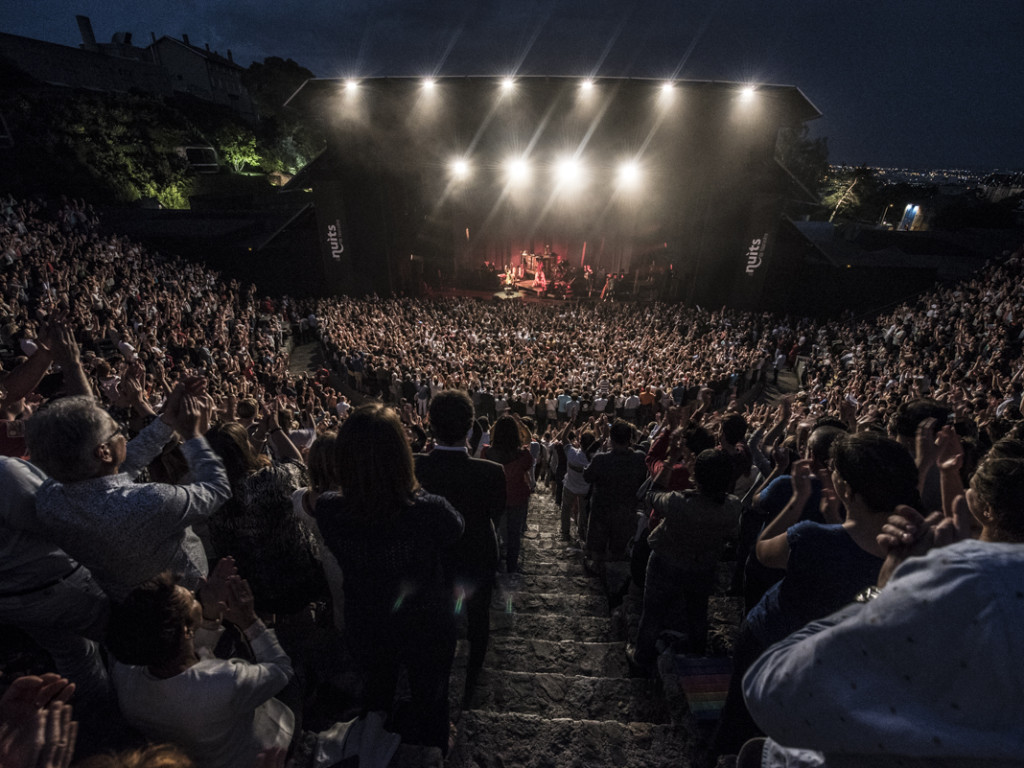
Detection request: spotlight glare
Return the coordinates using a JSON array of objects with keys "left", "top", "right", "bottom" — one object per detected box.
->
[
  {"left": 556, "top": 156, "right": 582, "bottom": 184},
  {"left": 423, "top": 78, "right": 436, "bottom": 90},
  {"left": 501, "top": 77, "right": 515, "bottom": 90},
  {"left": 661, "top": 81, "right": 674, "bottom": 93},
  {"left": 618, "top": 160, "right": 641, "bottom": 187},
  {"left": 740, "top": 85, "right": 756, "bottom": 100},
  {"left": 580, "top": 78, "right": 594, "bottom": 91},
  {"left": 345, "top": 78, "right": 359, "bottom": 90},
  {"left": 451, "top": 159, "right": 470, "bottom": 179},
  {"left": 506, "top": 156, "right": 530, "bottom": 184}
]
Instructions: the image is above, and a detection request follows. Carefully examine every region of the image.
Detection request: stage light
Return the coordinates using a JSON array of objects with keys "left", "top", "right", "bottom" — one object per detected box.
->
[
  {"left": 617, "top": 160, "right": 641, "bottom": 187},
  {"left": 506, "top": 156, "right": 531, "bottom": 185},
  {"left": 451, "top": 159, "right": 470, "bottom": 179},
  {"left": 345, "top": 79, "right": 359, "bottom": 91},
  {"left": 555, "top": 156, "right": 583, "bottom": 184},
  {"left": 580, "top": 79, "right": 594, "bottom": 91},
  {"left": 501, "top": 77, "right": 515, "bottom": 91},
  {"left": 422, "top": 78, "right": 436, "bottom": 90}
]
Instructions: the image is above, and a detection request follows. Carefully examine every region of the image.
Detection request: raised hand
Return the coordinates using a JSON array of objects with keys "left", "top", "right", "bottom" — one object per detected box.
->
[
  {"left": 197, "top": 556, "right": 238, "bottom": 621},
  {"left": 222, "top": 576, "right": 258, "bottom": 630},
  {"left": 876, "top": 505, "right": 961, "bottom": 588},
  {"left": 0, "top": 676, "right": 77, "bottom": 768},
  {"left": 934, "top": 425, "right": 964, "bottom": 472}
]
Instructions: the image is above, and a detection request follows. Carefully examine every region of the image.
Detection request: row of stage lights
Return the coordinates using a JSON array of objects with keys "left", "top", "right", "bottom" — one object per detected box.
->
[
  {"left": 447, "top": 155, "right": 642, "bottom": 189},
  {"left": 343, "top": 77, "right": 758, "bottom": 101}
]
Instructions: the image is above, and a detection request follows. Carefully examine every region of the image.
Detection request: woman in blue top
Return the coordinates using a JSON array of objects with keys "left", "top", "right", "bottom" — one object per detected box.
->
[{"left": 710, "top": 431, "right": 922, "bottom": 761}]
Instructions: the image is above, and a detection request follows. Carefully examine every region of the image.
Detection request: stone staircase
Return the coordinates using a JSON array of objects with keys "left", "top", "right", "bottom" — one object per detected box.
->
[{"left": 445, "top": 490, "right": 693, "bottom": 768}]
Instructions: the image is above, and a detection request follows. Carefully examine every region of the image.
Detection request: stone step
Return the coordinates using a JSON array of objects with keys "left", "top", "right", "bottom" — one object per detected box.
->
[
  {"left": 448, "top": 711, "right": 689, "bottom": 768},
  {"left": 468, "top": 670, "right": 671, "bottom": 723},
  {"left": 491, "top": 590, "right": 609, "bottom": 617},
  {"left": 484, "top": 637, "right": 630, "bottom": 677},
  {"left": 511, "top": 573, "right": 606, "bottom": 595},
  {"left": 488, "top": 611, "right": 620, "bottom": 642},
  {"left": 519, "top": 546, "right": 587, "bottom": 565}
]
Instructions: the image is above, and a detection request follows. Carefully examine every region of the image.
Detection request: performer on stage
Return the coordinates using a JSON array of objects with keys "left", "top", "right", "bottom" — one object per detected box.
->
[
  {"left": 601, "top": 272, "right": 616, "bottom": 301},
  {"left": 535, "top": 265, "right": 548, "bottom": 293}
]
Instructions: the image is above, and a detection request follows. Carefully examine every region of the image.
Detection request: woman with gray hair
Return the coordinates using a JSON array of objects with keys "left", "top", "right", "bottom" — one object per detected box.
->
[{"left": 26, "top": 380, "right": 231, "bottom": 600}]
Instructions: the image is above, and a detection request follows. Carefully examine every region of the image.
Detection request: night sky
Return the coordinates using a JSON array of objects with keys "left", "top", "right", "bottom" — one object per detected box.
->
[{"left": 4, "top": 0, "right": 1022, "bottom": 170}]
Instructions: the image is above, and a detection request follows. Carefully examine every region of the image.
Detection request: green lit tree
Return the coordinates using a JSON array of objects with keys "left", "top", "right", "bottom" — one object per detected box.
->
[{"left": 214, "top": 124, "right": 260, "bottom": 173}]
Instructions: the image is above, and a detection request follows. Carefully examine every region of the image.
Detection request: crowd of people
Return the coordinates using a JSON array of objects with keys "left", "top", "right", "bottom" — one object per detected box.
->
[{"left": 1, "top": 190, "right": 1023, "bottom": 768}]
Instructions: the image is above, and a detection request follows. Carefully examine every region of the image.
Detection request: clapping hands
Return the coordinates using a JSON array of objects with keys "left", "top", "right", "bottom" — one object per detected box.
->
[{"left": 0, "top": 675, "right": 77, "bottom": 768}]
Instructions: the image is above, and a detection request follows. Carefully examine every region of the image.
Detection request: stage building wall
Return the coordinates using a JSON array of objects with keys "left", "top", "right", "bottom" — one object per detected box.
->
[{"left": 292, "top": 76, "right": 818, "bottom": 304}]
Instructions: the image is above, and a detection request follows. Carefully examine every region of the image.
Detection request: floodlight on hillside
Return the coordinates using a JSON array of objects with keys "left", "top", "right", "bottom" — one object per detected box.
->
[
  {"left": 422, "top": 78, "right": 436, "bottom": 90},
  {"left": 501, "top": 77, "right": 515, "bottom": 91},
  {"left": 345, "top": 79, "right": 359, "bottom": 91},
  {"left": 580, "top": 79, "right": 594, "bottom": 92},
  {"left": 661, "top": 81, "right": 674, "bottom": 94},
  {"left": 740, "top": 85, "right": 756, "bottom": 101}
]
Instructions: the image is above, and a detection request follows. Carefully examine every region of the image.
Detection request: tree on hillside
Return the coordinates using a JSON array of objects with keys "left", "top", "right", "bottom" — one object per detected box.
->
[
  {"left": 822, "top": 165, "right": 881, "bottom": 222},
  {"left": 776, "top": 124, "right": 829, "bottom": 200},
  {"left": 242, "top": 57, "right": 316, "bottom": 118},
  {"left": 214, "top": 123, "right": 260, "bottom": 173},
  {"left": 241, "top": 57, "right": 324, "bottom": 177}
]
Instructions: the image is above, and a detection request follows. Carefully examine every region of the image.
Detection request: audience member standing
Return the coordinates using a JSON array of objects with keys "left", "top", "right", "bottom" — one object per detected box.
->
[
  {"left": 27, "top": 381, "right": 230, "bottom": 599},
  {"left": 315, "top": 404, "right": 463, "bottom": 753},
  {"left": 415, "top": 390, "right": 506, "bottom": 707}
]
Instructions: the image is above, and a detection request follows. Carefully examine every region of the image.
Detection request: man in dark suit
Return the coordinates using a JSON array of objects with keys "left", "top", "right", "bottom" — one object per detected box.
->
[{"left": 415, "top": 389, "right": 506, "bottom": 708}]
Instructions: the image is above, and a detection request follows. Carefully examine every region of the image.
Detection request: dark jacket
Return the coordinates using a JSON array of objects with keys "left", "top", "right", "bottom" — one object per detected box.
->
[{"left": 415, "top": 448, "right": 506, "bottom": 576}]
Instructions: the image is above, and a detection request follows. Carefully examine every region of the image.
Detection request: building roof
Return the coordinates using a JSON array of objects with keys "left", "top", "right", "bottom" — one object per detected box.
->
[
  {"left": 149, "top": 35, "right": 242, "bottom": 70},
  {"left": 787, "top": 219, "right": 988, "bottom": 280},
  {"left": 283, "top": 75, "right": 822, "bottom": 122}
]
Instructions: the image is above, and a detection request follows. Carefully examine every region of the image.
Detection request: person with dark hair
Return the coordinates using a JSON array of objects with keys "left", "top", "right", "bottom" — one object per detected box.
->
[
  {"left": 741, "top": 451, "right": 1024, "bottom": 768},
  {"left": 740, "top": 423, "right": 848, "bottom": 611},
  {"left": 719, "top": 412, "right": 753, "bottom": 494},
  {"left": 483, "top": 415, "right": 534, "bottom": 574},
  {"left": 560, "top": 428, "right": 595, "bottom": 542},
  {"left": 314, "top": 404, "right": 463, "bottom": 753},
  {"left": 583, "top": 419, "right": 647, "bottom": 571},
  {"left": 892, "top": 397, "right": 952, "bottom": 512},
  {"left": 205, "top": 410, "right": 325, "bottom": 617},
  {"left": 292, "top": 432, "right": 344, "bottom": 632},
  {"left": 415, "top": 389, "right": 506, "bottom": 707},
  {"left": 629, "top": 448, "right": 742, "bottom": 667},
  {"left": 108, "top": 565, "right": 297, "bottom": 768},
  {"left": 711, "top": 431, "right": 922, "bottom": 760}
]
